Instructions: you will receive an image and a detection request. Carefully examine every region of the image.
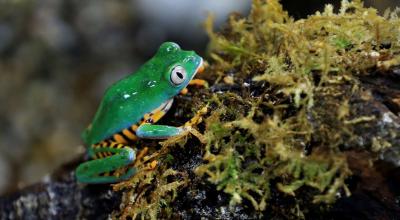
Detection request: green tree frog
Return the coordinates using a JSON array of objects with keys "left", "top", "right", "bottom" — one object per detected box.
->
[{"left": 76, "top": 42, "right": 203, "bottom": 184}]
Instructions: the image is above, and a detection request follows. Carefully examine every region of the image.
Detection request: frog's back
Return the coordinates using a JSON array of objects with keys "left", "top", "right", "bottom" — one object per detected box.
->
[{"left": 82, "top": 66, "right": 170, "bottom": 145}]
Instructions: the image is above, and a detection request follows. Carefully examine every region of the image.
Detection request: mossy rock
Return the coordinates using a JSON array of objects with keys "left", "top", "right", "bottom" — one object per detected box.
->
[{"left": 1, "top": 0, "right": 400, "bottom": 219}]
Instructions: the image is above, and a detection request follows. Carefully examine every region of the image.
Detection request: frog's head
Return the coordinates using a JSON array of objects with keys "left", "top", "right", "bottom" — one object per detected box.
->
[{"left": 153, "top": 42, "right": 203, "bottom": 97}]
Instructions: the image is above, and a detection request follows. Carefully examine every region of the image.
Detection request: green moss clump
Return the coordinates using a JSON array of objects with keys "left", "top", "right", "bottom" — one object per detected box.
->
[
  {"left": 196, "top": 0, "right": 400, "bottom": 213},
  {"left": 196, "top": 97, "right": 351, "bottom": 210},
  {"left": 113, "top": 163, "right": 188, "bottom": 220}
]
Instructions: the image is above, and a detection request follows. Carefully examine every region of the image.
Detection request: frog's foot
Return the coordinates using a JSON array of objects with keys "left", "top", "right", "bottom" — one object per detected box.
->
[
  {"left": 180, "top": 79, "right": 209, "bottom": 95},
  {"left": 133, "top": 147, "right": 148, "bottom": 167},
  {"left": 76, "top": 145, "right": 137, "bottom": 184},
  {"left": 149, "top": 160, "right": 158, "bottom": 169},
  {"left": 132, "top": 147, "right": 159, "bottom": 170},
  {"left": 177, "top": 106, "right": 208, "bottom": 143},
  {"left": 184, "top": 106, "right": 208, "bottom": 127},
  {"left": 189, "top": 79, "right": 208, "bottom": 87}
]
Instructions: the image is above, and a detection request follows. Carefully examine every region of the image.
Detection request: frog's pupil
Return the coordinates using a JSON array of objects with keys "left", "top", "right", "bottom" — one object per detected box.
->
[{"left": 177, "top": 72, "right": 183, "bottom": 79}]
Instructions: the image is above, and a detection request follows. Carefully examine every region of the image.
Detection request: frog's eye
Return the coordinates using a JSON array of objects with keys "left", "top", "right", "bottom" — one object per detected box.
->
[{"left": 170, "top": 66, "right": 187, "bottom": 85}]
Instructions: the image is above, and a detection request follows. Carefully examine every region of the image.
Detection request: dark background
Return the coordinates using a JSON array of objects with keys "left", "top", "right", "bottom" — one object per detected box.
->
[{"left": 0, "top": 0, "right": 395, "bottom": 194}]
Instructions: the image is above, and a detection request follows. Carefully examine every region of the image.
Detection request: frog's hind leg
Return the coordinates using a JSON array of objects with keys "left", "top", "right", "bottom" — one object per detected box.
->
[{"left": 76, "top": 143, "right": 137, "bottom": 184}]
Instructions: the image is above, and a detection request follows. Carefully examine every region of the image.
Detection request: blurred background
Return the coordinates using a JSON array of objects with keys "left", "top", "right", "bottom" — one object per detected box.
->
[{"left": 0, "top": 0, "right": 396, "bottom": 194}]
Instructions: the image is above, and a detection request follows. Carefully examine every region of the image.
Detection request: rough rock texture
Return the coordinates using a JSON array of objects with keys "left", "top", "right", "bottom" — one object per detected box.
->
[{"left": 0, "top": 160, "right": 122, "bottom": 220}]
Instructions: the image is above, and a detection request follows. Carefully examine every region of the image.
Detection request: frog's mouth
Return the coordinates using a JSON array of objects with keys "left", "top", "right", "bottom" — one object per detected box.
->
[
  {"left": 195, "top": 58, "right": 205, "bottom": 75},
  {"left": 179, "top": 58, "right": 205, "bottom": 95}
]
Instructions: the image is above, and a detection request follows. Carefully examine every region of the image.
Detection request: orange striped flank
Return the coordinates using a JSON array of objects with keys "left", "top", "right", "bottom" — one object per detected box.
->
[
  {"left": 122, "top": 129, "right": 138, "bottom": 141},
  {"left": 113, "top": 134, "right": 128, "bottom": 144},
  {"left": 131, "top": 124, "right": 139, "bottom": 131},
  {"left": 150, "top": 109, "right": 167, "bottom": 123}
]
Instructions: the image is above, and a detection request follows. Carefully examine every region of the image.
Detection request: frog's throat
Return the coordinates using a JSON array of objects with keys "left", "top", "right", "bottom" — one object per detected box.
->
[
  {"left": 147, "top": 98, "right": 174, "bottom": 119},
  {"left": 161, "top": 98, "right": 174, "bottom": 112}
]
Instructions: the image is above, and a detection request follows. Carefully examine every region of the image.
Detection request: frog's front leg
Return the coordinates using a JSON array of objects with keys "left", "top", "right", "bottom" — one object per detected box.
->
[
  {"left": 136, "top": 124, "right": 184, "bottom": 139},
  {"left": 136, "top": 106, "right": 208, "bottom": 139},
  {"left": 76, "top": 144, "right": 136, "bottom": 184}
]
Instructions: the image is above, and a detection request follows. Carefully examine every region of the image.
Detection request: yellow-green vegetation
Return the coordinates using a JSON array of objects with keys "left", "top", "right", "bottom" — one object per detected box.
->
[
  {"left": 114, "top": 0, "right": 400, "bottom": 218},
  {"left": 197, "top": 0, "right": 399, "bottom": 211},
  {"left": 112, "top": 155, "right": 189, "bottom": 219}
]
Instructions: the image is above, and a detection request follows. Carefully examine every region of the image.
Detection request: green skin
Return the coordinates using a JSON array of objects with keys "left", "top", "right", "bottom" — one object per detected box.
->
[{"left": 76, "top": 42, "right": 203, "bottom": 183}]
